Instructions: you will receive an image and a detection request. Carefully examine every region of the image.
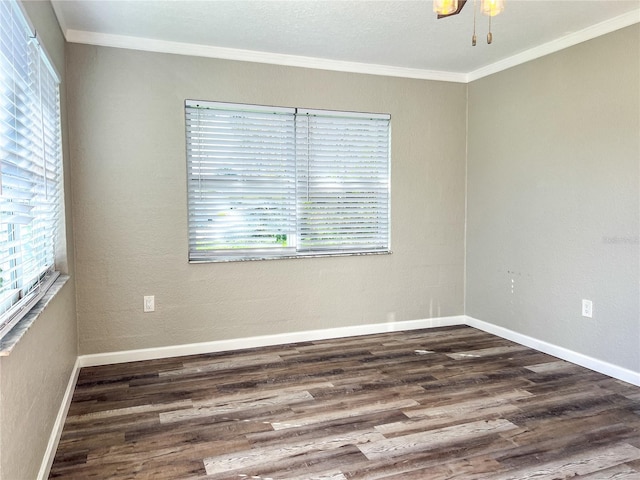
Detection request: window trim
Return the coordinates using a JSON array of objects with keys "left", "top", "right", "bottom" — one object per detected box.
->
[
  {"left": 0, "top": 0, "right": 64, "bottom": 341},
  {"left": 185, "top": 100, "right": 391, "bottom": 263}
]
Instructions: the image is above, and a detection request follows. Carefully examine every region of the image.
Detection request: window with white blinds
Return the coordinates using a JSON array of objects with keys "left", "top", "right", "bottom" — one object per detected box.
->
[
  {"left": 186, "top": 100, "right": 390, "bottom": 262},
  {"left": 0, "top": 0, "right": 62, "bottom": 339}
]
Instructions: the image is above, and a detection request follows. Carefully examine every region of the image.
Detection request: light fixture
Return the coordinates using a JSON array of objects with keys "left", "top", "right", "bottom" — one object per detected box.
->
[
  {"left": 433, "top": 0, "right": 458, "bottom": 16},
  {"left": 481, "top": 0, "right": 504, "bottom": 17},
  {"left": 434, "top": 0, "right": 504, "bottom": 45}
]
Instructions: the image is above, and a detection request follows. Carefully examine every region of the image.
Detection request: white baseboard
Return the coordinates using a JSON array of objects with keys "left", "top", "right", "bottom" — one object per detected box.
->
[
  {"left": 465, "top": 315, "right": 640, "bottom": 387},
  {"left": 77, "top": 314, "right": 640, "bottom": 387},
  {"left": 38, "top": 357, "right": 81, "bottom": 480},
  {"left": 78, "top": 315, "right": 467, "bottom": 368}
]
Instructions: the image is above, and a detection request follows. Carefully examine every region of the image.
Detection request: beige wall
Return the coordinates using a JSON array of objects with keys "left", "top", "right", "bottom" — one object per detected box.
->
[
  {"left": 0, "top": 1, "right": 77, "bottom": 479},
  {"left": 4, "top": 8, "right": 635, "bottom": 474},
  {"left": 66, "top": 45, "right": 468, "bottom": 354},
  {"left": 0, "top": 281, "right": 76, "bottom": 479},
  {"left": 466, "top": 25, "right": 640, "bottom": 372}
]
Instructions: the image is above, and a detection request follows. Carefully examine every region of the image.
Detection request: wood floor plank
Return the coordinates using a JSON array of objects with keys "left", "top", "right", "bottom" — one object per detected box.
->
[
  {"left": 66, "top": 398, "right": 194, "bottom": 425},
  {"left": 358, "top": 418, "right": 518, "bottom": 460},
  {"left": 270, "top": 397, "right": 419, "bottom": 431},
  {"left": 203, "top": 430, "right": 384, "bottom": 475},
  {"left": 210, "top": 444, "right": 363, "bottom": 480},
  {"left": 577, "top": 463, "right": 640, "bottom": 479},
  {"left": 446, "top": 344, "right": 530, "bottom": 360},
  {"left": 49, "top": 326, "right": 640, "bottom": 479},
  {"left": 486, "top": 443, "right": 640, "bottom": 479},
  {"left": 403, "top": 388, "right": 531, "bottom": 419},
  {"left": 341, "top": 435, "right": 519, "bottom": 479},
  {"left": 160, "top": 390, "right": 315, "bottom": 424},
  {"left": 366, "top": 454, "right": 504, "bottom": 480},
  {"left": 245, "top": 409, "right": 408, "bottom": 447}
]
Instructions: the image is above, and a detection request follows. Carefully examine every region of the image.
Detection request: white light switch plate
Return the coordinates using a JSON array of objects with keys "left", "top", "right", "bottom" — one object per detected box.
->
[{"left": 144, "top": 295, "right": 155, "bottom": 312}]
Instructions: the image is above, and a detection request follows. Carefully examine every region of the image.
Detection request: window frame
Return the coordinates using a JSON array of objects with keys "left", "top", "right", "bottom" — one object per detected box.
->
[
  {"left": 185, "top": 100, "right": 391, "bottom": 263},
  {"left": 0, "top": 0, "right": 63, "bottom": 341}
]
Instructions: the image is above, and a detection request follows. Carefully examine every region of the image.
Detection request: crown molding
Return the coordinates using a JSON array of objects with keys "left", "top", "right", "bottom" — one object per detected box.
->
[
  {"left": 61, "top": 7, "right": 639, "bottom": 85},
  {"left": 49, "top": 0, "right": 69, "bottom": 38},
  {"left": 64, "top": 29, "right": 468, "bottom": 83},
  {"left": 468, "top": 9, "right": 640, "bottom": 81}
]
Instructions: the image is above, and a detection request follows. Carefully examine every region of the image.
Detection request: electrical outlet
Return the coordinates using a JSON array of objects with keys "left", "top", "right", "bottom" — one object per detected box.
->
[
  {"left": 581, "top": 299, "right": 592, "bottom": 318},
  {"left": 143, "top": 295, "right": 155, "bottom": 313}
]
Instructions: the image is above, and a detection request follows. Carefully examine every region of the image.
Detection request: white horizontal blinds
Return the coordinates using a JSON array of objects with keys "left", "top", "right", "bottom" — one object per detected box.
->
[
  {"left": 295, "top": 109, "right": 390, "bottom": 254},
  {"left": 0, "top": 0, "right": 33, "bottom": 315},
  {"left": 0, "top": 0, "right": 61, "bottom": 333},
  {"left": 186, "top": 101, "right": 297, "bottom": 260},
  {"left": 23, "top": 51, "right": 61, "bottom": 293}
]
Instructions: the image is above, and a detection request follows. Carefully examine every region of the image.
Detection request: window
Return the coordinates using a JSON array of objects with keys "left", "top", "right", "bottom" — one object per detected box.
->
[
  {"left": 0, "top": 0, "right": 62, "bottom": 339},
  {"left": 186, "top": 100, "right": 390, "bottom": 262}
]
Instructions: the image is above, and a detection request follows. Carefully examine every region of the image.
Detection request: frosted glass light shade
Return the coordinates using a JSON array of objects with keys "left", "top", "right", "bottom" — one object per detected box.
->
[
  {"left": 433, "top": 0, "right": 459, "bottom": 15},
  {"left": 481, "top": 0, "right": 505, "bottom": 16}
]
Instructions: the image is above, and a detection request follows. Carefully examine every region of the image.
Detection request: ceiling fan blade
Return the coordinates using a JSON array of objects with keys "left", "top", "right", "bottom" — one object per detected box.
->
[{"left": 437, "top": 0, "right": 467, "bottom": 19}]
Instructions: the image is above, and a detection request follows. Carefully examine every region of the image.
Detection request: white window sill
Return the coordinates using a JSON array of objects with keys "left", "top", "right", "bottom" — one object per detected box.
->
[{"left": 0, "top": 275, "right": 70, "bottom": 356}]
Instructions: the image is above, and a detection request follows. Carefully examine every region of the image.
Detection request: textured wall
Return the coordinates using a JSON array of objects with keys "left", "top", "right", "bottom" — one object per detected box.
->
[
  {"left": 0, "top": 282, "right": 76, "bottom": 479},
  {"left": 466, "top": 25, "right": 640, "bottom": 372},
  {"left": 66, "top": 45, "right": 467, "bottom": 354},
  {"left": 0, "top": 1, "right": 78, "bottom": 478}
]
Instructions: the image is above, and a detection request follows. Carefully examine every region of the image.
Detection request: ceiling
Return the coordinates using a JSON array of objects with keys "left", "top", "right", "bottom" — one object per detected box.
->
[{"left": 51, "top": 0, "right": 640, "bottom": 82}]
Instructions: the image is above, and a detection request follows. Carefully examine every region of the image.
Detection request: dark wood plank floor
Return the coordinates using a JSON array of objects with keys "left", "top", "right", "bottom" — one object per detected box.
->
[{"left": 49, "top": 325, "right": 640, "bottom": 479}]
